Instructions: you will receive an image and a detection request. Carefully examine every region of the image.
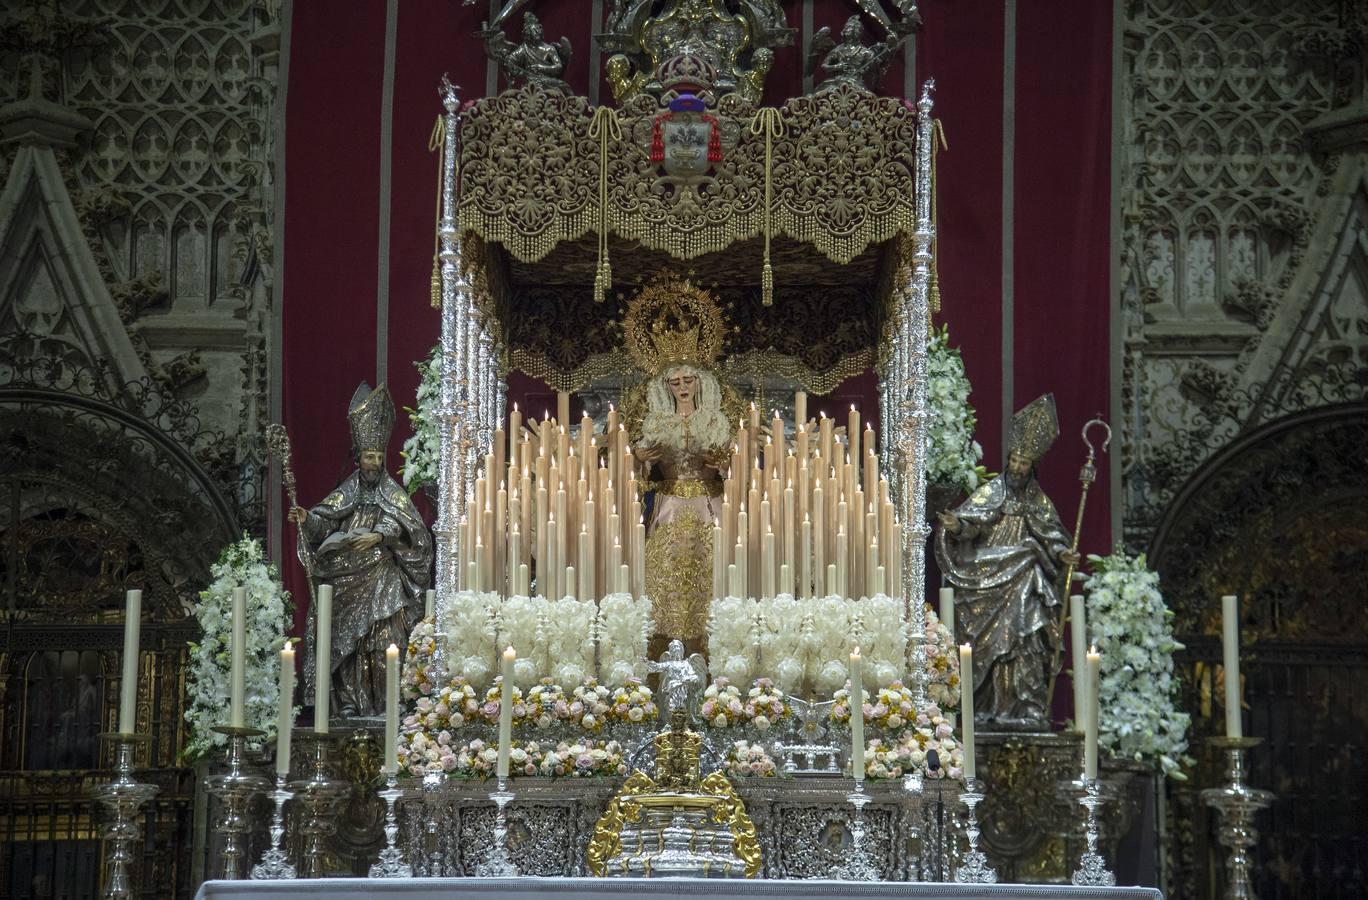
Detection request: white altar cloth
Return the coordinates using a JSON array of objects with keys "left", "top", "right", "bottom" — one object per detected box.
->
[{"left": 196, "top": 878, "right": 1162, "bottom": 900}]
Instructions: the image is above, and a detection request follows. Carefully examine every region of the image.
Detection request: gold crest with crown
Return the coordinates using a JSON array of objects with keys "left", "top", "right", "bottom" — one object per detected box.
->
[
  {"left": 623, "top": 272, "right": 725, "bottom": 375},
  {"left": 1009, "top": 393, "right": 1059, "bottom": 462}
]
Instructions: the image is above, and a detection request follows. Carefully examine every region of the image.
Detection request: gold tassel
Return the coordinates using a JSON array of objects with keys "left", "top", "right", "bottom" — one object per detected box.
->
[
  {"left": 589, "top": 107, "right": 622, "bottom": 303},
  {"left": 431, "top": 256, "right": 442, "bottom": 308},
  {"left": 751, "top": 108, "right": 784, "bottom": 307},
  {"left": 929, "top": 118, "right": 949, "bottom": 319}
]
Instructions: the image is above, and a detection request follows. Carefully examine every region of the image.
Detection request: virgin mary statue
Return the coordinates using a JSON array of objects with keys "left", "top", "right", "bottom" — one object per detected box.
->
[{"left": 624, "top": 275, "right": 734, "bottom": 655}]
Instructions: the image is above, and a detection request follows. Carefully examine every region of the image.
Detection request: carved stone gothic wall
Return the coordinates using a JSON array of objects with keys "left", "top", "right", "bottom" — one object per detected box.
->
[
  {"left": 1118, "top": 0, "right": 1367, "bottom": 543},
  {"left": 1121, "top": 4, "right": 1368, "bottom": 898},
  {"left": 0, "top": 0, "right": 281, "bottom": 528}
]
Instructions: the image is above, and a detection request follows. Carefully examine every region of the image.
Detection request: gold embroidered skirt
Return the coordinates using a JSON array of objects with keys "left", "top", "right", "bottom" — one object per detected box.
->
[{"left": 645, "top": 486, "right": 719, "bottom": 641}]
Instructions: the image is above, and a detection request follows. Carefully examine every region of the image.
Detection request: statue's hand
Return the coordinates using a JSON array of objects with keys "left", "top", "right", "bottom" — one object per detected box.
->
[
  {"left": 288, "top": 506, "right": 308, "bottom": 526},
  {"left": 1059, "top": 549, "right": 1081, "bottom": 568},
  {"left": 351, "top": 531, "right": 384, "bottom": 550},
  {"left": 937, "top": 511, "right": 960, "bottom": 533},
  {"left": 635, "top": 444, "right": 663, "bottom": 464}
]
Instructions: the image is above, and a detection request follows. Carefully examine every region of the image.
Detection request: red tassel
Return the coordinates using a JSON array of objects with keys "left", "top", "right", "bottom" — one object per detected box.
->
[
  {"left": 706, "top": 115, "right": 722, "bottom": 162},
  {"left": 650, "top": 113, "right": 669, "bottom": 162}
]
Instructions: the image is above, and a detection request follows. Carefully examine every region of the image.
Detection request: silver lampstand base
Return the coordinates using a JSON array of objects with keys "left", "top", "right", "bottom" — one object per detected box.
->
[
  {"left": 954, "top": 776, "right": 997, "bottom": 883},
  {"left": 475, "top": 777, "right": 520, "bottom": 877},
  {"left": 1202, "top": 736, "right": 1274, "bottom": 900},
  {"left": 421, "top": 770, "right": 448, "bottom": 876},
  {"left": 94, "top": 733, "right": 159, "bottom": 900},
  {"left": 1071, "top": 776, "right": 1116, "bottom": 886},
  {"left": 288, "top": 734, "right": 347, "bottom": 878},
  {"left": 369, "top": 772, "right": 413, "bottom": 877},
  {"left": 833, "top": 781, "right": 881, "bottom": 881},
  {"left": 251, "top": 774, "right": 296, "bottom": 879},
  {"left": 204, "top": 725, "right": 269, "bottom": 880}
]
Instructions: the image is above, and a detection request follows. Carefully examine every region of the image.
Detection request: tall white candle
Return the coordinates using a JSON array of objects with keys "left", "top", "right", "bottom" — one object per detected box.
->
[
  {"left": 1085, "top": 646, "right": 1101, "bottom": 780},
  {"left": 119, "top": 589, "right": 142, "bottom": 734},
  {"left": 384, "top": 643, "right": 400, "bottom": 774},
  {"left": 938, "top": 587, "right": 955, "bottom": 640},
  {"left": 1070, "top": 594, "right": 1087, "bottom": 732},
  {"left": 315, "top": 584, "right": 332, "bottom": 733},
  {"left": 849, "top": 646, "right": 865, "bottom": 781},
  {"left": 229, "top": 586, "right": 247, "bottom": 728},
  {"left": 276, "top": 642, "right": 295, "bottom": 776},
  {"left": 959, "top": 644, "right": 976, "bottom": 779},
  {"left": 497, "top": 646, "right": 516, "bottom": 778},
  {"left": 1222, "top": 594, "right": 1242, "bottom": 738}
]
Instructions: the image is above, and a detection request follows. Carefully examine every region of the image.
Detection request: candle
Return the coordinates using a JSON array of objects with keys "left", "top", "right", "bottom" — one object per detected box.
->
[
  {"left": 509, "top": 402, "right": 522, "bottom": 441},
  {"left": 497, "top": 646, "right": 516, "bottom": 778},
  {"left": 847, "top": 405, "right": 860, "bottom": 489},
  {"left": 509, "top": 527, "right": 522, "bottom": 596},
  {"left": 384, "top": 643, "right": 399, "bottom": 774},
  {"left": 315, "top": 584, "right": 332, "bottom": 733},
  {"left": 850, "top": 646, "right": 865, "bottom": 780},
  {"left": 712, "top": 523, "right": 724, "bottom": 600},
  {"left": 229, "top": 586, "right": 247, "bottom": 728},
  {"left": 799, "top": 514, "right": 811, "bottom": 600},
  {"left": 748, "top": 401, "right": 760, "bottom": 437},
  {"left": 728, "top": 563, "right": 741, "bottom": 597},
  {"left": 545, "top": 515, "right": 559, "bottom": 601},
  {"left": 794, "top": 391, "right": 807, "bottom": 429},
  {"left": 1222, "top": 594, "right": 1242, "bottom": 738},
  {"left": 812, "top": 483, "right": 825, "bottom": 595},
  {"left": 763, "top": 525, "right": 776, "bottom": 600},
  {"left": 119, "top": 589, "right": 142, "bottom": 733},
  {"left": 1070, "top": 594, "right": 1087, "bottom": 732},
  {"left": 425, "top": 588, "right": 436, "bottom": 620},
  {"left": 836, "top": 525, "right": 849, "bottom": 598},
  {"left": 557, "top": 391, "right": 570, "bottom": 427},
  {"left": 865, "top": 539, "right": 878, "bottom": 599},
  {"left": 939, "top": 587, "right": 955, "bottom": 640},
  {"left": 578, "top": 525, "right": 591, "bottom": 600},
  {"left": 819, "top": 413, "right": 833, "bottom": 467},
  {"left": 276, "top": 642, "right": 295, "bottom": 776},
  {"left": 633, "top": 516, "right": 646, "bottom": 599},
  {"left": 959, "top": 644, "right": 975, "bottom": 779},
  {"left": 1085, "top": 646, "right": 1101, "bottom": 780}
]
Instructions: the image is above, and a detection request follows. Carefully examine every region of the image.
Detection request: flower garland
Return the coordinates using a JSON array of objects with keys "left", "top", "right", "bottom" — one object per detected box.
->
[
  {"left": 921, "top": 605, "right": 961, "bottom": 712},
  {"left": 185, "top": 536, "right": 294, "bottom": 762},
  {"left": 1083, "top": 551, "right": 1192, "bottom": 780},
  {"left": 399, "top": 344, "right": 441, "bottom": 494},
  {"left": 927, "top": 325, "right": 986, "bottom": 493}
]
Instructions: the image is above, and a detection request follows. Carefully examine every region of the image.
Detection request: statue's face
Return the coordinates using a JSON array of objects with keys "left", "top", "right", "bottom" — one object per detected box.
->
[
  {"left": 843, "top": 16, "right": 862, "bottom": 41},
  {"left": 359, "top": 449, "right": 384, "bottom": 485},
  {"left": 667, "top": 370, "right": 698, "bottom": 406},
  {"left": 1006, "top": 450, "right": 1032, "bottom": 487},
  {"left": 525, "top": 18, "right": 543, "bottom": 41}
]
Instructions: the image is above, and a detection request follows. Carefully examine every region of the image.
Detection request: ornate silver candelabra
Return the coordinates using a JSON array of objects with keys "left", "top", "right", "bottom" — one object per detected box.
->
[
  {"left": 833, "top": 780, "right": 881, "bottom": 880},
  {"left": 1202, "top": 736, "right": 1274, "bottom": 900},
  {"left": 1072, "top": 777, "right": 1116, "bottom": 886},
  {"left": 94, "top": 733, "right": 158, "bottom": 900},
  {"left": 287, "top": 735, "right": 347, "bottom": 878},
  {"left": 954, "top": 776, "right": 997, "bottom": 883},
  {"left": 421, "top": 770, "right": 447, "bottom": 875},
  {"left": 369, "top": 772, "right": 413, "bottom": 877},
  {"left": 475, "top": 776, "right": 520, "bottom": 877},
  {"left": 204, "top": 725, "right": 270, "bottom": 880},
  {"left": 251, "top": 774, "right": 296, "bottom": 879}
]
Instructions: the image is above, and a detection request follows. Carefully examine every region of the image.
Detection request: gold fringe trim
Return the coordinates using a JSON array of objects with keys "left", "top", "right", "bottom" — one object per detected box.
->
[{"left": 428, "top": 114, "right": 446, "bottom": 309}]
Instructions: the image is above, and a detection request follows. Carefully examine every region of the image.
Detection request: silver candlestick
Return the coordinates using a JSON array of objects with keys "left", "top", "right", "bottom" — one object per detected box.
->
[
  {"left": 955, "top": 776, "right": 997, "bottom": 883},
  {"left": 421, "top": 770, "right": 447, "bottom": 875},
  {"left": 475, "top": 776, "right": 519, "bottom": 877},
  {"left": 251, "top": 774, "right": 296, "bottom": 879},
  {"left": 94, "top": 733, "right": 159, "bottom": 900},
  {"left": 1202, "top": 736, "right": 1274, "bottom": 900},
  {"left": 369, "top": 772, "right": 413, "bottom": 877},
  {"left": 204, "top": 725, "right": 269, "bottom": 880},
  {"left": 288, "top": 735, "right": 347, "bottom": 878},
  {"left": 1072, "top": 777, "right": 1116, "bottom": 885},
  {"left": 833, "top": 780, "right": 881, "bottom": 880}
]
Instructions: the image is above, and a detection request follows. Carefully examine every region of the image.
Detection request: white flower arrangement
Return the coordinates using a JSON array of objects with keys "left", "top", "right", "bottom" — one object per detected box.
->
[
  {"left": 921, "top": 605, "right": 961, "bottom": 712},
  {"left": 927, "top": 325, "right": 985, "bottom": 493},
  {"left": 185, "top": 536, "right": 294, "bottom": 762},
  {"left": 596, "top": 592, "right": 653, "bottom": 686},
  {"left": 755, "top": 594, "right": 805, "bottom": 693},
  {"left": 399, "top": 344, "right": 441, "bottom": 493},
  {"left": 494, "top": 594, "right": 545, "bottom": 688},
  {"left": 1083, "top": 551, "right": 1192, "bottom": 780},
  {"left": 708, "top": 595, "right": 761, "bottom": 685},
  {"left": 542, "top": 597, "right": 597, "bottom": 689},
  {"left": 850, "top": 594, "right": 907, "bottom": 688},
  {"left": 441, "top": 590, "right": 498, "bottom": 688},
  {"left": 725, "top": 740, "right": 778, "bottom": 778}
]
